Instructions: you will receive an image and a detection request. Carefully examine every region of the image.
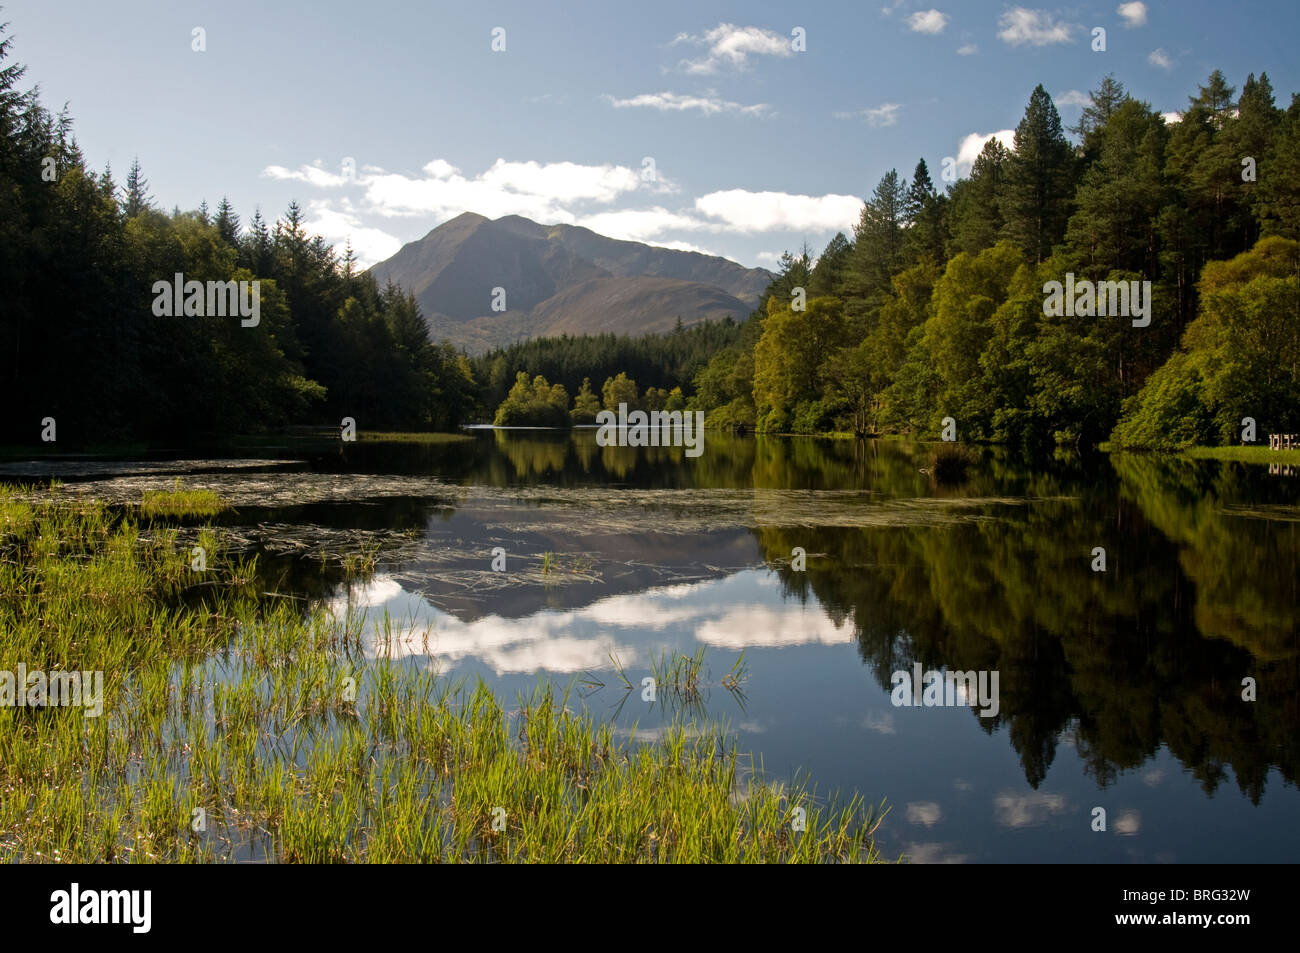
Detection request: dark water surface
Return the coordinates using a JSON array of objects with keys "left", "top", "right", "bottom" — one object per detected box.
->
[{"left": 8, "top": 430, "right": 1299, "bottom": 862}]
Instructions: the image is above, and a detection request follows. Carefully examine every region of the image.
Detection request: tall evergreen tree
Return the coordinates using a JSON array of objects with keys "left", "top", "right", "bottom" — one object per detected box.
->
[
  {"left": 1071, "top": 74, "right": 1128, "bottom": 159},
  {"left": 842, "top": 169, "right": 908, "bottom": 316},
  {"left": 213, "top": 196, "right": 240, "bottom": 245},
  {"left": 123, "top": 156, "right": 151, "bottom": 217},
  {"left": 1002, "top": 85, "right": 1075, "bottom": 262},
  {"left": 948, "top": 138, "right": 1010, "bottom": 256}
]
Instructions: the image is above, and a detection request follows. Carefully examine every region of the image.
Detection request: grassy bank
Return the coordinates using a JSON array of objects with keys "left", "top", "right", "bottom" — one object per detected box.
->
[
  {"left": 1179, "top": 445, "right": 1300, "bottom": 466},
  {"left": 356, "top": 431, "right": 475, "bottom": 444},
  {"left": 0, "top": 486, "right": 884, "bottom": 863}
]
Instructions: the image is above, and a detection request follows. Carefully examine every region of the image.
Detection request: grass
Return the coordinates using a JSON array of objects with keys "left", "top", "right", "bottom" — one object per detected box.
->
[
  {"left": 0, "top": 485, "right": 886, "bottom": 863},
  {"left": 1179, "top": 445, "right": 1300, "bottom": 466},
  {"left": 140, "top": 479, "right": 229, "bottom": 518}
]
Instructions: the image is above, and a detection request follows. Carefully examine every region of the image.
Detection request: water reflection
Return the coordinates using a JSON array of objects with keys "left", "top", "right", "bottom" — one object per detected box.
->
[{"left": 6, "top": 429, "right": 1297, "bottom": 860}]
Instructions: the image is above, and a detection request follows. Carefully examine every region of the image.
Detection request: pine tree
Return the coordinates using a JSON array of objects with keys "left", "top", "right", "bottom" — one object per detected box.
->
[
  {"left": 98, "top": 160, "right": 116, "bottom": 203},
  {"left": 1071, "top": 74, "right": 1128, "bottom": 157},
  {"left": 1002, "top": 85, "right": 1075, "bottom": 262},
  {"left": 904, "top": 159, "right": 935, "bottom": 224},
  {"left": 1256, "top": 92, "right": 1300, "bottom": 238},
  {"left": 842, "top": 169, "right": 908, "bottom": 315},
  {"left": 903, "top": 158, "right": 946, "bottom": 263},
  {"left": 809, "top": 232, "right": 851, "bottom": 296},
  {"left": 123, "top": 156, "right": 151, "bottom": 217},
  {"left": 214, "top": 196, "right": 240, "bottom": 246},
  {"left": 949, "top": 137, "right": 1010, "bottom": 256}
]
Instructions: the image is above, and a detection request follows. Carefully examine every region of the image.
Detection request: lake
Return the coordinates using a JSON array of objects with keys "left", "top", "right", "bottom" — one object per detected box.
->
[{"left": 6, "top": 428, "right": 1297, "bottom": 863}]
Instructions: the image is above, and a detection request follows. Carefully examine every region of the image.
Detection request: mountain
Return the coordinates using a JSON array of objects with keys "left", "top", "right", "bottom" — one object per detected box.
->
[{"left": 367, "top": 213, "right": 773, "bottom": 352}]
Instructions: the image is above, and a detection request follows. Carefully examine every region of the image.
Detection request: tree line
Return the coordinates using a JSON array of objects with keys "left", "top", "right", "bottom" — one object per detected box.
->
[
  {"left": 0, "top": 24, "right": 476, "bottom": 446},
  {"left": 492, "top": 370, "right": 687, "bottom": 427},
  {"left": 689, "top": 71, "right": 1300, "bottom": 449}
]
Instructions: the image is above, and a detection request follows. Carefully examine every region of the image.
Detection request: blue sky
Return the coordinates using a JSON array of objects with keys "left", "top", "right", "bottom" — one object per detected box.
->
[{"left": 7, "top": 1, "right": 1298, "bottom": 269}]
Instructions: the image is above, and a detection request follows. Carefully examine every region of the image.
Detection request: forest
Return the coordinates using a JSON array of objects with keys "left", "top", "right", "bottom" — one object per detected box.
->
[
  {"left": 0, "top": 25, "right": 476, "bottom": 446},
  {"left": 3, "top": 9, "right": 1297, "bottom": 453},
  {"left": 491, "top": 70, "right": 1300, "bottom": 449},
  {"left": 684, "top": 71, "right": 1300, "bottom": 449}
]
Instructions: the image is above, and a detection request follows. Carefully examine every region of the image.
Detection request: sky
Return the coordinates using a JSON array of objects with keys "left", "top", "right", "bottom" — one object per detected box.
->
[{"left": 7, "top": 0, "right": 1299, "bottom": 269}]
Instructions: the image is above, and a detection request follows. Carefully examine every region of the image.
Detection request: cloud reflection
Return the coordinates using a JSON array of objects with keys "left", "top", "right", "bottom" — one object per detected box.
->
[{"left": 333, "top": 571, "right": 851, "bottom": 675}]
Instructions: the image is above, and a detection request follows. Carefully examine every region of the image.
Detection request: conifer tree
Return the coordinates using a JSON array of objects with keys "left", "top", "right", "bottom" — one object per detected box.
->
[{"left": 1002, "top": 85, "right": 1075, "bottom": 262}]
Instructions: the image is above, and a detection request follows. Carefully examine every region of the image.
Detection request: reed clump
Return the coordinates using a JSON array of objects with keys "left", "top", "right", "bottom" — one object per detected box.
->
[{"left": 140, "top": 479, "right": 229, "bottom": 518}]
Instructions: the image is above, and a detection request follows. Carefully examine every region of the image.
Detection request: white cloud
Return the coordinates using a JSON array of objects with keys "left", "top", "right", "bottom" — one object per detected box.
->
[
  {"left": 902, "top": 842, "right": 972, "bottom": 864},
  {"left": 356, "top": 157, "right": 644, "bottom": 221},
  {"left": 261, "top": 160, "right": 352, "bottom": 188},
  {"left": 694, "top": 604, "right": 852, "bottom": 648},
  {"left": 955, "top": 128, "right": 1016, "bottom": 174},
  {"left": 672, "top": 23, "right": 793, "bottom": 74},
  {"left": 302, "top": 202, "right": 401, "bottom": 268},
  {"left": 1148, "top": 47, "right": 1173, "bottom": 70},
  {"left": 863, "top": 711, "right": 896, "bottom": 734},
  {"left": 575, "top": 207, "right": 711, "bottom": 243},
  {"left": 837, "top": 103, "right": 902, "bottom": 127},
  {"left": 693, "top": 189, "right": 864, "bottom": 233},
  {"left": 1055, "top": 89, "right": 1091, "bottom": 108},
  {"left": 262, "top": 151, "right": 867, "bottom": 265},
  {"left": 603, "top": 90, "right": 770, "bottom": 117},
  {"left": 993, "top": 791, "right": 1070, "bottom": 828},
  {"left": 479, "top": 159, "right": 640, "bottom": 204},
  {"left": 908, "top": 9, "right": 949, "bottom": 33},
  {"left": 906, "top": 802, "right": 943, "bottom": 827},
  {"left": 957, "top": 42, "right": 978, "bottom": 55},
  {"left": 865, "top": 103, "right": 903, "bottom": 126},
  {"left": 653, "top": 240, "right": 718, "bottom": 256},
  {"left": 1117, "top": 1, "right": 1148, "bottom": 27},
  {"left": 344, "top": 573, "right": 857, "bottom": 674},
  {"left": 997, "top": 7, "right": 1077, "bottom": 46},
  {"left": 1161, "top": 110, "right": 1181, "bottom": 124},
  {"left": 755, "top": 251, "right": 783, "bottom": 265},
  {"left": 1113, "top": 809, "right": 1141, "bottom": 835}
]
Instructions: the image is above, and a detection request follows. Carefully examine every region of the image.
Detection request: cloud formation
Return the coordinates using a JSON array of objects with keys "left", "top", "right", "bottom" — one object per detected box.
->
[
  {"left": 671, "top": 23, "right": 793, "bottom": 74},
  {"left": 907, "top": 9, "right": 949, "bottom": 34},
  {"left": 837, "top": 103, "right": 903, "bottom": 127},
  {"left": 603, "top": 90, "right": 770, "bottom": 116},
  {"left": 1117, "top": 2, "right": 1148, "bottom": 27},
  {"left": 1055, "top": 89, "right": 1091, "bottom": 108},
  {"left": 997, "top": 7, "right": 1077, "bottom": 46}
]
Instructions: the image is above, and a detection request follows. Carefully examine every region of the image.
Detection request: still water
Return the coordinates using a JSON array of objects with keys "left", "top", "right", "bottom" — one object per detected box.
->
[{"left": 11, "top": 429, "right": 1299, "bottom": 862}]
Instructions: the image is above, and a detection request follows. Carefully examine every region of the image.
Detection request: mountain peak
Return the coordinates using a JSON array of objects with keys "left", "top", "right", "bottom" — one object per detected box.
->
[{"left": 368, "top": 213, "right": 773, "bottom": 353}]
